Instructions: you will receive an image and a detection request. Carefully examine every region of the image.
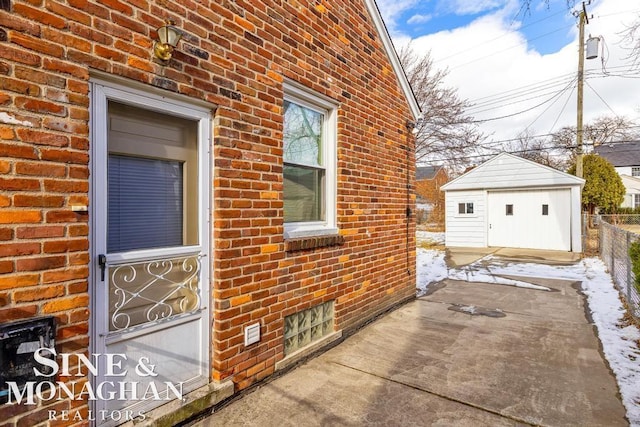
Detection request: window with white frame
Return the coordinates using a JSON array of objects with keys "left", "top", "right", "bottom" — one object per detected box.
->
[
  {"left": 458, "top": 202, "right": 474, "bottom": 214},
  {"left": 634, "top": 194, "right": 640, "bottom": 208},
  {"left": 632, "top": 167, "right": 640, "bottom": 177},
  {"left": 283, "top": 82, "right": 337, "bottom": 238}
]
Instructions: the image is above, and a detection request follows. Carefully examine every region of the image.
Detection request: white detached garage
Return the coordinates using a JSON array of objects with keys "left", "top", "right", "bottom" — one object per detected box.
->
[{"left": 441, "top": 153, "right": 585, "bottom": 252}]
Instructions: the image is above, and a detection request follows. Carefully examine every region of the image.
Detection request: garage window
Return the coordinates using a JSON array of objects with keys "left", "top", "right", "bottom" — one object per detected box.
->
[
  {"left": 542, "top": 204, "right": 549, "bottom": 215},
  {"left": 505, "top": 204, "right": 513, "bottom": 216},
  {"left": 458, "top": 202, "right": 474, "bottom": 214}
]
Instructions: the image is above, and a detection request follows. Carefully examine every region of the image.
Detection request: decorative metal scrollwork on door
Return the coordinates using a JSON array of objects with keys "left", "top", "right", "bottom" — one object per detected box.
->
[{"left": 108, "top": 255, "right": 201, "bottom": 331}]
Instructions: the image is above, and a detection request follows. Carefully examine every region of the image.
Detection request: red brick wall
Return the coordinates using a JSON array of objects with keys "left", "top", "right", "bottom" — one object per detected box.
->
[
  {"left": 417, "top": 168, "right": 448, "bottom": 227},
  {"left": 0, "top": 0, "right": 415, "bottom": 424}
]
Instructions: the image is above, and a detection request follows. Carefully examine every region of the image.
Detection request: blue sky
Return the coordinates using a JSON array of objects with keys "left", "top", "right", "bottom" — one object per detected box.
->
[
  {"left": 380, "top": 0, "right": 576, "bottom": 55},
  {"left": 376, "top": 0, "right": 640, "bottom": 150}
]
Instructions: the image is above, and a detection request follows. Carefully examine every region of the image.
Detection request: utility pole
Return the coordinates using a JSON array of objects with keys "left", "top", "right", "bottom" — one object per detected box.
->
[{"left": 575, "top": 1, "right": 590, "bottom": 179}]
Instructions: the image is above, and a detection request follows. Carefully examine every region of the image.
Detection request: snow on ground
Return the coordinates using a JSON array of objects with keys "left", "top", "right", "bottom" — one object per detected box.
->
[
  {"left": 416, "top": 246, "right": 640, "bottom": 426},
  {"left": 416, "top": 230, "right": 444, "bottom": 246},
  {"left": 448, "top": 261, "right": 552, "bottom": 291}
]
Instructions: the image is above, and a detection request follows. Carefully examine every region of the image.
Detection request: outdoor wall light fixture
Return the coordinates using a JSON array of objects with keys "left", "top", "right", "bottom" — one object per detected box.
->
[
  {"left": 406, "top": 114, "right": 425, "bottom": 135},
  {"left": 154, "top": 20, "right": 182, "bottom": 61}
]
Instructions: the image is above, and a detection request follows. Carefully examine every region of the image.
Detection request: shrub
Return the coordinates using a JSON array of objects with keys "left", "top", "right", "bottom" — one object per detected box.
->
[{"left": 628, "top": 240, "right": 640, "bottom": 293}]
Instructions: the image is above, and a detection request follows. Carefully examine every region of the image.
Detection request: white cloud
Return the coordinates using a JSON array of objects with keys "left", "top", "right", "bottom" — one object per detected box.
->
[
  {"left": 407, "top": 13, "right": 433, "bottom": 25},
  {"left": 385, "top": 0, "right": 640, "bottom": 153},
  {"left": 375, "top": 0, "right": 422, "bottom": 33},
  {"left": 437, "top": 0, "right": 509, "bottom": 16}
]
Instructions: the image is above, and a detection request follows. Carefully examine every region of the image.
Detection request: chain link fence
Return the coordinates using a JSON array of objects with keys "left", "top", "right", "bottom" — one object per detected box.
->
[{"left": 598, "top": 215, "right": 640, "bottom": 320}]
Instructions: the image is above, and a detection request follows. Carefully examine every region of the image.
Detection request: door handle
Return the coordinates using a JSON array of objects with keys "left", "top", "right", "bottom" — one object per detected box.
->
[{"left": 98, "top": 254, "right": 107, "bottom": 281}]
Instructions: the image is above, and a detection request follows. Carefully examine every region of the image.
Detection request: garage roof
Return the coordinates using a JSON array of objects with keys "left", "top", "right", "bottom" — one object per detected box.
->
[{"left": 441, "top": 152, "right": 585, "bottom": 191}]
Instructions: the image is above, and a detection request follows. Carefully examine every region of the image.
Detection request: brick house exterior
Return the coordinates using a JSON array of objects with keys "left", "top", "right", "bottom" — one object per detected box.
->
[
  {"left": 416, "top": 165, "right": 448, "bottom": 226},
  {"left": 0, "top": 0, "right": 419, "bottom": 425}
]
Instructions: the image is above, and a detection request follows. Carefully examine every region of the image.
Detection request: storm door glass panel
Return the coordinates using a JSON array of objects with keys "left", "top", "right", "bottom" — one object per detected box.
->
[
  {"left": 108, "top": 255, "right": 200, "bottom": 331},
  {"left": 283, "top": 100, "right": 326, "bottom": 222},
  {"left": 108, "top": 155, "right": 183, "bottom": 252}
]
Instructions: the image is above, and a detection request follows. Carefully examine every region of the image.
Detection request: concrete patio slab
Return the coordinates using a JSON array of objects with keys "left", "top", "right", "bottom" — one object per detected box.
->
[
  {"left": 446, "top": 247, "right": 582, "bottom": 268},
  {"left": 188, "top": 263, "right": 627, "bottom": 427}
]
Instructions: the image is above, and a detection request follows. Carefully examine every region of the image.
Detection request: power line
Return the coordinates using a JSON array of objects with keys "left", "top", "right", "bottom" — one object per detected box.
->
[
  {"left": 548, "top": 83, "right": 576, "bottom": 134},
  {"left": 447, "top": 24, "right": 574, "bottom": 72},
  {"left": 469, "top": 77, "right": 577, "bottom": 123},
  {"left": 523, "top": 77, "right": 576, "bottom": 131},
  {"left": 585, "top": 80, "right": 618, "bottom": 116},
  {"left": 469, "top": 71, "right": 575, "bottom": 103},
  {"left": 468, "top": 80, "right": 577, "bottom": 116},
  {"left": 466, "top": 65, "right": 637, "bottom": 113}
]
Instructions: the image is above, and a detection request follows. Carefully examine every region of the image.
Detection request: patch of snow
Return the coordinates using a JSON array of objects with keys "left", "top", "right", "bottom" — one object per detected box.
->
[
  {"left": 0, "top": 112, "right": 33, "bottom": 127},
  {"left": 458, "top": 305, "right": 477, "bottom": 314},
  {"left": 416, "top": 231, "right": 445, "bottom": 245},
  {"left": 579, "top": 258, "right": 640, "bottom": 426},
  {"left": 448, "top": 265, "right": 552, "bottom": 291},
  {"left": 416, "top": 249, "right": 640, "bottom": 426},
  {"left": 416, "top": 248, "right": 447, "bottom": 294}
]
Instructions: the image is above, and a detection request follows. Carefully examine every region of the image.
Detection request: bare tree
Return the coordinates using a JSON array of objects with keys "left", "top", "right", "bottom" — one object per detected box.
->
[
  {"left": 551, "top": 115, "right": 640, "bottom": 149},
  {"left": 621, "top": 16, "right": 640, "bottom": 64},
  {"left": 510, "top": 129, "right": 570, "bottom": 170},
  {"left": 505, "top": 116, "right": 639, "bottom": 171},
  {"left": 399, "top": 45, "right": 484, "bottom": 171}
]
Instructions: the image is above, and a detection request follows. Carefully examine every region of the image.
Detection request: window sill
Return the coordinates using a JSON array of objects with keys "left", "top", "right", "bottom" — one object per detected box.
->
[{"left": 285, "top": 234, "right": 345, "bottom": 252}]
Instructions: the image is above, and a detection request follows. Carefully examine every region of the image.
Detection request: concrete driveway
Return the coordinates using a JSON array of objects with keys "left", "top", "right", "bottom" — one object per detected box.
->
[{"left": 190, "top": 251, "right": 627, "bottom": 426}]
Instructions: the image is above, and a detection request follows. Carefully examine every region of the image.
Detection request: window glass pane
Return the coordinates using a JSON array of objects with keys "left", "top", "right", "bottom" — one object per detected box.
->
[
  {"left": 466, "top": 203, "right": 474, "bottom": 214},
  {"left": 108, "top": 155, "right": 183, "bottom": 252},
  {"left": 284, "top": 164, "right": 325, "bottom": 222},
  {"left": 542, "top": 204, "right": 549, "bottom": 215},
  {"left": 506, "top": 204, "right": 513, "bottom": 215},
  {"left": 284, "top": 301, "right": 334, "bottom": 356},
  {"left": 283, "top": 100, "right": 323, "bottom": 167},
  {"left": 458, "top": 203, "right": 465, "bottom": 214},
  {"left": 633, "top": 167, "right": 640, "bottom": 177}
]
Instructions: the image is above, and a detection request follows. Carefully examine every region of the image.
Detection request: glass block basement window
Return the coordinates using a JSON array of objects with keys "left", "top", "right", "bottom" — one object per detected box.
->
[{"left": 284, "top": 301, "right": 334, "bottom": 356}]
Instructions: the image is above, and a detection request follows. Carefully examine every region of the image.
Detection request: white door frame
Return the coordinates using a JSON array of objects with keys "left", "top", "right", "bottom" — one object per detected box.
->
[{"left": 89, "top": 76, "right": 213, "bottom": 423}]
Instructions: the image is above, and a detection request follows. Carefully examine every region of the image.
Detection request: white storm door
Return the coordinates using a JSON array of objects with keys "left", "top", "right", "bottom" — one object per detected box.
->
[{"left": 91, "top": 80, "right": 211, "bottom": 424}]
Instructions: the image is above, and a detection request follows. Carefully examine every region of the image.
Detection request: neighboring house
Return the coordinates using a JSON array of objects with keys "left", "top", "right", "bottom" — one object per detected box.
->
[
  {"left": 416, "top": 165, "right": 448, "bottom": 224},
  {"left": 621, "top": 175, "right": 640, "bottom": 208},
  {"left": 0, "top": 1, "right": 420, "bottom": 425},
  {"left": 441, "top": 153, "right": 585, "bottom": 252},
  {"left": 594, "top": 142, "right": 640, "bottom": 208}
]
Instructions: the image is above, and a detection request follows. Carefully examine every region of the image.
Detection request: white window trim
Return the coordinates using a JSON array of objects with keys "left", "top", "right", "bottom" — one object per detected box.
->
[
  {"left": 455, "top": 201, "right": 476, "bottom": 217},
  {"left": 283, "top": 80, "right": 338, "bottom": 239}
]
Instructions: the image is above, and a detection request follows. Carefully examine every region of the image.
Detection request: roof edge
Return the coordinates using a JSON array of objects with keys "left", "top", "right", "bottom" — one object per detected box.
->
[
  {"left": 441, "top": 152, "right": 585, "bottom": 190},
  {"left": 363, "top": 0, "right": 421, "bottom": 119}
]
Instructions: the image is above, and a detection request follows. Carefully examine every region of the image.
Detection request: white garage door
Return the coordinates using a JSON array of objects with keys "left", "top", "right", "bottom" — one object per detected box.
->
[{"left": 487, "top": 189, "right": 571, "bottom": 251}]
